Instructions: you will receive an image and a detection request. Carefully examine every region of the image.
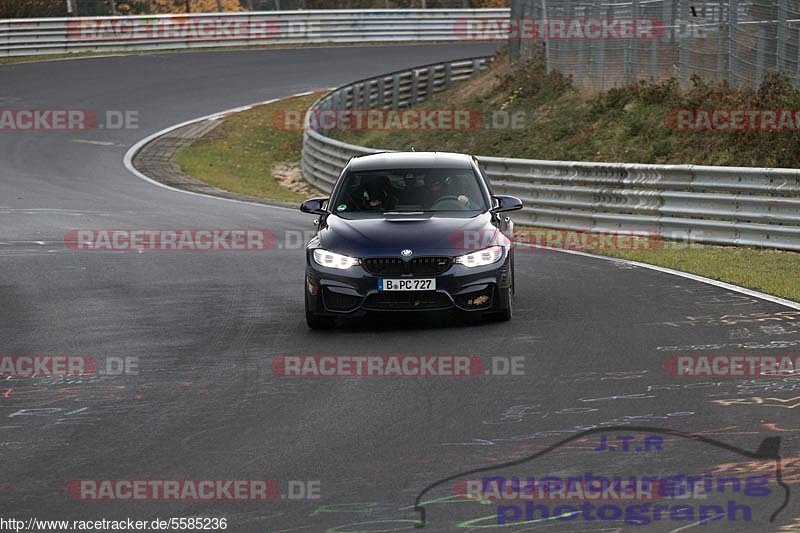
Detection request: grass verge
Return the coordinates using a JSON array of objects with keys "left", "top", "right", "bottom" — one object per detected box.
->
[
  {"left": 176, "top": 92, "right": 325, "bottom": 204},
  {"left": 601, "top": 241, "right": 800, "bottom": 302}
]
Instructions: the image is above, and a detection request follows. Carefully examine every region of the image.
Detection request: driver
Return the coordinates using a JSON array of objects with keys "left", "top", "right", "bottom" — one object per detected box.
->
[
  {"left": 358, "top": 176, "right": 397, "bottom": 211},
  {"left": 427, "top": 175, "right": 473, "bottom": 209}
]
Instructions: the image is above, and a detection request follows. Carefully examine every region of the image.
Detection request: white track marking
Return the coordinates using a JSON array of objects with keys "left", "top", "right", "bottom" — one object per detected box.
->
[{"left": 122, "top": 90, "right": 325, "bottom": 213}]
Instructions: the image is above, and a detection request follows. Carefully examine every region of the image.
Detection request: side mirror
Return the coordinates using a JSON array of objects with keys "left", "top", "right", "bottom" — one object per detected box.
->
[
  {"left": 492, "top": 195, "right": 523, "bottom": 213},
  {"left": 300, "top": 197, "right": 329, "bottom": 216}
]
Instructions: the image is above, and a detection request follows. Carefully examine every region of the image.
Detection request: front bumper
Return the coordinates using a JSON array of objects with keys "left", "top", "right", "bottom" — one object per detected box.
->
[{"left": 305, "top": 254, "right": 511, "bottom": 316}]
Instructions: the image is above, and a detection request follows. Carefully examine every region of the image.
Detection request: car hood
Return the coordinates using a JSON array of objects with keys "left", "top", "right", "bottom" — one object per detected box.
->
[{"left": 317, "top": 212, "right": 505, "bottom": 257}]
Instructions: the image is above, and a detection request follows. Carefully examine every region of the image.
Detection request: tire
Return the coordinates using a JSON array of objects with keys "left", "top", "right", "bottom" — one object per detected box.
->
[
  {"left": 511, "top": 251, "right": 516, "bottom": 296},
  {"left": 489, "top": 261, "right": 513, "bottom": 322},
  {"left": 493, "top": 284, "right": 513, "bottom": 322}
]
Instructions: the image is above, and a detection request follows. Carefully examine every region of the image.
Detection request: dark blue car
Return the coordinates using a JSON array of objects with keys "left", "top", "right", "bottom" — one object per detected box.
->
[{"left": 299, "top": 152, "right": 522, "bottom": 329}]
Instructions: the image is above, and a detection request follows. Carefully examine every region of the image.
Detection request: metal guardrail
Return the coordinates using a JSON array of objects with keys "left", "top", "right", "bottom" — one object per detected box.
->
[
  {"left": 301, "top": 57, "right": 800, "bottom": 252},
  {"left": 301, "top": 56, "right": 490, "bottom": 191},
  {"left": 0, "top": 9, "right": 508, "bottom": 57}
]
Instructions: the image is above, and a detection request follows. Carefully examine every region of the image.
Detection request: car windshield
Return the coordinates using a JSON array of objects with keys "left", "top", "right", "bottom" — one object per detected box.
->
[{"left": 330, "top": 167, "right": 488, "bottom": 214}]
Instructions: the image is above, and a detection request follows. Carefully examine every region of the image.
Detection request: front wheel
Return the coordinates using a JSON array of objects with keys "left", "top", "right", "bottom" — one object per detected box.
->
[
  {"left": 489, "top": 263, "right": 513, "bottom": 322},
  {"left": 492, "top": 284, "right": 513, "bottom": 322}
]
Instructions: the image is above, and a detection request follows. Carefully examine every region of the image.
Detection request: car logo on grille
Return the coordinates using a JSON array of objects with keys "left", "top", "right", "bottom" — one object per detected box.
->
[{"left": 401, "top": 249, "right": 413, "bottom": 257}]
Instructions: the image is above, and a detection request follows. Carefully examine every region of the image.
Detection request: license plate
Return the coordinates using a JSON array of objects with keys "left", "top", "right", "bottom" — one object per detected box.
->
[{"left": 378, "top": 278, "right": 436, "bottom": 291}]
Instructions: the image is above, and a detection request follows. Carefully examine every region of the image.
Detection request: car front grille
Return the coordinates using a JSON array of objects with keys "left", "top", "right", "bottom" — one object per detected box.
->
[
  {"left": 362, "top": 257, "right": 452, "bottom": 276},
  {"left": 363, "top": 291, "right": 452, "bottom": 311}
]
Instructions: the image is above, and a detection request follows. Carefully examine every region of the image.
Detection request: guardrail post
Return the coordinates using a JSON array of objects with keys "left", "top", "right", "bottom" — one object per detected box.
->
[
  {"left": 361, "top": 82, "right": 368, "bottom": 109},
  {"left": 410, "top": 69, "right": 419, "bottom": 105},
  {"left": 351, "top": 85, "right": 359, "bottom": 110},
  {"left": 444, "top": 62, "right": 452, "bottom": 87},
  {"left": 392, "top": 74, "right": 400, "bottom": 110},
  {"left": 377, "top": 77, "right": 385, "bottom": 108},
  {"left": 426, "top": 66, "right": 435, "bottom": 100},
  {"left": 343, "top": 86, "right": 352, "bottom": 111}
]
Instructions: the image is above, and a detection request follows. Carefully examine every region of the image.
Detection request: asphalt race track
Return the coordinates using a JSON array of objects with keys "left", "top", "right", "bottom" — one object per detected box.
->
[{"left": 1, "top": 45, "right": 798, "bottom": 532}]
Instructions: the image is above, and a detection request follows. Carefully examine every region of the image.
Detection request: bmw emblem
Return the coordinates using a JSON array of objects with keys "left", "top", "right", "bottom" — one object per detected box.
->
[{"left": 401, "top": 249, "right": 413, "bottom": 257}]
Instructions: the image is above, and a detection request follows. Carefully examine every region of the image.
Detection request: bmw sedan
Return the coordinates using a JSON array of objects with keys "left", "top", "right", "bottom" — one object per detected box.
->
[{"left": 299, "top": 152, "right": 522, "bottom": 329}]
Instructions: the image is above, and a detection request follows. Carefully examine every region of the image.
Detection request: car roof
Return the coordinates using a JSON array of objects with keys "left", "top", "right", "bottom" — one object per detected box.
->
[{"left": 346, "top": 151, "right": 474, "bottom": 171}]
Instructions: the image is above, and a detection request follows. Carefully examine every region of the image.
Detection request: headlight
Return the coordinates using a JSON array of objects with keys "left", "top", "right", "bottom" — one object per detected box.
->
[
  {"left": 313, "top": 249, "right": 361, "bottom": 269},
  {"left": 454, "top": 246, "right": 503, "bottom": 267}
]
